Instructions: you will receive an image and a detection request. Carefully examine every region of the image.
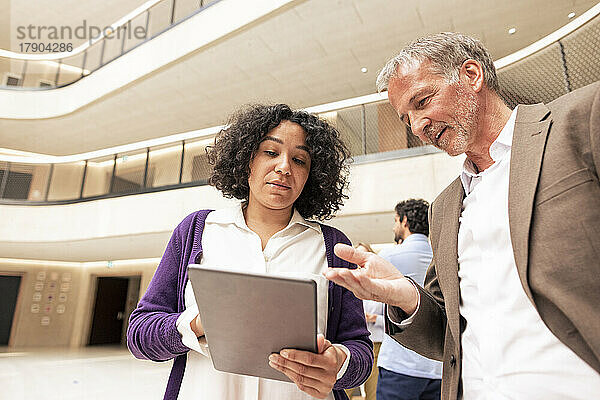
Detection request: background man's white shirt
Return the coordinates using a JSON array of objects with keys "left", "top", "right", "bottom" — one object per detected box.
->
[{"left": 378, "top": 234, "right": 442, "bottom": 380}]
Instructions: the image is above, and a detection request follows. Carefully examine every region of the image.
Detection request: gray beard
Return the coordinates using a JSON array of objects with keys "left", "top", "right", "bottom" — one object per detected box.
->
[{"left": 447, "top": 85, "right": 479, "bottom": 155}]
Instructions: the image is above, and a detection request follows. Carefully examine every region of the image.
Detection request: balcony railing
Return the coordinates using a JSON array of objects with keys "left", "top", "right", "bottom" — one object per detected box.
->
[
  {"left": 1, "top": 3, "right": 599, "bottom": 205},
  {"left": 0, "top": 96, "right": 426, "bottom": 204},
  {"left": 0, "top": 0, "right": 220, "bottom": 89}
]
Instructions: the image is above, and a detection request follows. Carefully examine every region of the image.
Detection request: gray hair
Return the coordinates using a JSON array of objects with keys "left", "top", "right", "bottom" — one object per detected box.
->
[{"left": 376, "top": 32, "right": 500, "bottom": 93}]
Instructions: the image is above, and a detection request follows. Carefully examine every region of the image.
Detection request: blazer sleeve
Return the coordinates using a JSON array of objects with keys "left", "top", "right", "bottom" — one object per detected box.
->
[
  {"left": 127, "top": 226, "right": 189, "bottom": 361},
  {"left": 386, "top": 265, "right": 447, "bottom": 361},
  {"left": 590, "top": 82, "right": 600, "bottom": 177}
]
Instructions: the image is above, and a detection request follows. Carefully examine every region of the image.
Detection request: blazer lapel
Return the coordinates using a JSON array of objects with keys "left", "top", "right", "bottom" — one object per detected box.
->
[
  {"left": 508, "top": 103, "right": 552, "bottom": 303},
  {"left": 436, "top": 178, "right": 464, "bottom": 340}
]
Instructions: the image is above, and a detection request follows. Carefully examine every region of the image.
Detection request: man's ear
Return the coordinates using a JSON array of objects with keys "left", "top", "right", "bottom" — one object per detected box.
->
[{"left": 461, "top": 59, "right": 484, "bottom": 93}]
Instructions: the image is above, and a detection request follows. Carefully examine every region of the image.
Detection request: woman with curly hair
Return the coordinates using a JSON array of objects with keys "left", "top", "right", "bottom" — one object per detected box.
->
[{"left": 127, "top": 104, "right": 373, "bottom": 400}]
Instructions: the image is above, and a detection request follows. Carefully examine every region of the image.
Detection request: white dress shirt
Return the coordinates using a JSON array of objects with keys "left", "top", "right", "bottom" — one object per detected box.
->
[
  {"left": 175, "top": 205, "right": 350, "bottom": 400},
  {"left": 457, "top": 107, "right": 600, "bottom": 399},
  {"left": 363, "top": 300, "right": 385, "bottom": 343}
]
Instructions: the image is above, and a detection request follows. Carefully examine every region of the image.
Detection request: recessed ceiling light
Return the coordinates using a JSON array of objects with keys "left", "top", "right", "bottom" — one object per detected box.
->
[
  {"left": 508, "top": 27, "right": 516, "bottom": 35},
  {"left": 568, "top": 12, "right": 576, "bottom": 19},
  {"left": 361, "top": 67, "right": 368, "bottom": 73}
]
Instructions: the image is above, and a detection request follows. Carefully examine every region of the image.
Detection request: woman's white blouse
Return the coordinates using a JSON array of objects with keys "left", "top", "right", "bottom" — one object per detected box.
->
[{"left": 175, "top": 205, "right": 350, "bottom": 400}]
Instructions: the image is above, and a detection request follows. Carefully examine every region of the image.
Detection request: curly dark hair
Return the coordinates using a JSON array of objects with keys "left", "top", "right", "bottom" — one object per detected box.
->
[
  {"left": 395, "top": 199, "right": 430, "bottom": 236},
  {"left": 206, "top": 104, "right": 350, "bottom": 220}
]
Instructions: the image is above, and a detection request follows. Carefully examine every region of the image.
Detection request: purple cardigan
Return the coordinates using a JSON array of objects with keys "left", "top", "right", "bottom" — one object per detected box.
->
[{"left": 127, "top": 210, "right": 373, "bottom": 400}]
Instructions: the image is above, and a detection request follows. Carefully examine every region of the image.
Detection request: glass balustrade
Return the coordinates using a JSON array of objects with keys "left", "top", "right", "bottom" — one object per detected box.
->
[
  {"left": 0, "top": 0, "right": 218, "bottom": 89},
  {"left": 0, "top": 99, "right": 428, "bottom": 204}
]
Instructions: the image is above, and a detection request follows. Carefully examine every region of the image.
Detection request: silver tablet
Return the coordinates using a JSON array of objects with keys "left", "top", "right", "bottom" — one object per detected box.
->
[{"left": 187, "top": 264, "right": 318, "bottom": 382}]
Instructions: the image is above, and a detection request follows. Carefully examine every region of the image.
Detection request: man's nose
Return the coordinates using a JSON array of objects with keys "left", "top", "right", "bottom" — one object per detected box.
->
[{"left": 408, "top": 112, "right": 431, "bottom": 143}]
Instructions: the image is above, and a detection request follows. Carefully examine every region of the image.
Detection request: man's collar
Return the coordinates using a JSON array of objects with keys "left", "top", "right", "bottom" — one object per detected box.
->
[
  {"left": 401, "top": 232, "right": 428, "bottom": 244},
  {"left": 460, "top": 106, "right": 518, "bottom": 190}
]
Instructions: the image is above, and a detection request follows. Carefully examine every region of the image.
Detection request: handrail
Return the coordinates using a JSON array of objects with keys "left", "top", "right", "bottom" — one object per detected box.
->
[{"left": 0, "top": 0, "right": 217, "bottom": 89}]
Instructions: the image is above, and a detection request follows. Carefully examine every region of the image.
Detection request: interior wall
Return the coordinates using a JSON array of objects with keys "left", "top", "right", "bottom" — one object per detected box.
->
[
  {"left": 1, "top": 260, "right": 82, "bottom": 347},
  {"left": 0, "top": 258, "right": 157, "bottom": 348},
  {"left": 28, "top": 141, "right": 205, "bottom": 202},
  {"left": 121, "top": 276, "right": 141, "bottom": 345},
  {"left": 0, "top": 163, "right": 50, "bottom": 201}
]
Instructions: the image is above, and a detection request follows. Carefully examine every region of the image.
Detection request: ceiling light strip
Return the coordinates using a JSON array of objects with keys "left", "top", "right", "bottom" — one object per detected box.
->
[
  {"left": 0, "top": 124, "right": 224, "bottom": 164},
  {"left": 304, "top": 92, "right": 388, "bottom": 114}
]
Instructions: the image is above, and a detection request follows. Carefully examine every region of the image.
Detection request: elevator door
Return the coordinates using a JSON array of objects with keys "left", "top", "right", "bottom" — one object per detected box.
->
[
  {"left": 88, "top": 277, "right": 129, "bottom": 345},
  {"left": 0, "top": 275, "right": 21, "bottom": 345}
]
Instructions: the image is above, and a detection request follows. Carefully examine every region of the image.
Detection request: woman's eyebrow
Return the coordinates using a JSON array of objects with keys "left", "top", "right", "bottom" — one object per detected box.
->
[
  {"left": 262, "top": 136, "right": 310, "bottom": 153},
  {"left": 262, "top": 136, "right": 283, "bottom": 144}
]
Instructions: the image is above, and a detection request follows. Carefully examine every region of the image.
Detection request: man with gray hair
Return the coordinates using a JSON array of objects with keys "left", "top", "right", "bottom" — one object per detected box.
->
[{"left": 326, "top": 32, "right": 600, "bottom": 399}]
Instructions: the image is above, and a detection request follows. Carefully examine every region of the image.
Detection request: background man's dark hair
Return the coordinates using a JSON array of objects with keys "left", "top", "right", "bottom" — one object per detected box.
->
[{"left": 395, "top": 198, "right": 430, "bottom": 236}]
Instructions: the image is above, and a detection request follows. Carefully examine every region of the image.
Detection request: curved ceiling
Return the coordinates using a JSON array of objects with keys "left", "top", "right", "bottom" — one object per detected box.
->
[{"left": 1, "top": 0, "right": 598, "bottom": 156}]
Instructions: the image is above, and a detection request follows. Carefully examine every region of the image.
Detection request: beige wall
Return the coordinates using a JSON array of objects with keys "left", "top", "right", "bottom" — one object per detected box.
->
[
  {"left": 148, "top": 144, "right": 182, "bottom": 187},
  {"left": 0, "top": 1, "right": 11, "bottom": 83},
  {"left": 0, "top": 258, "right": 158, "bottom": 348}
]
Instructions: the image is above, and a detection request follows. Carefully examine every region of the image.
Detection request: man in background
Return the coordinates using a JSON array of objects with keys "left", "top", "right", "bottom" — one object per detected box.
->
[{"left": 376, "top": 199, "right": 441, "bottom": 400}]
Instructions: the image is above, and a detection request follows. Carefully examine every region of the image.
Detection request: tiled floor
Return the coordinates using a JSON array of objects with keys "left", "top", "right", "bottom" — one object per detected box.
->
[{"left": 0, "top": 346, "right": 172, "bottom": 400}]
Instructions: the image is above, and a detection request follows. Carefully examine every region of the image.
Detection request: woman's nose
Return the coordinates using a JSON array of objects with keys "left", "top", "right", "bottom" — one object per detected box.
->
[{"left": 274, "top": 156, "right": 291, "bottom": 175}]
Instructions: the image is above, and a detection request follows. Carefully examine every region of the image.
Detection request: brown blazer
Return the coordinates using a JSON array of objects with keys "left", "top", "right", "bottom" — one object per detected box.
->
[{"left": 387, "top": 81, "right": 600, "bottom": 399}]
